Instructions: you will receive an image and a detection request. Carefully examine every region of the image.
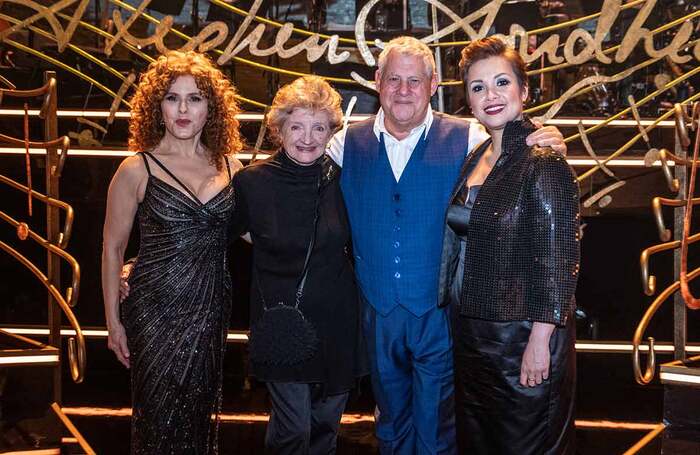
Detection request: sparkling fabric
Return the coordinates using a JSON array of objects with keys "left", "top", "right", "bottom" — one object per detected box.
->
[
  {"left": 457, "top": 119, "right": 580, "bottom": 325},
  {"left": 121, "top": 153, "right": 234, "bottom": 454}
]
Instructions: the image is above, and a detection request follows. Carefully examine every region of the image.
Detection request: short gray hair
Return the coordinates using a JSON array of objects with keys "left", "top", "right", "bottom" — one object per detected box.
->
[
  {"left": 377, "top": 36, "right": 436, "bottom": 78},
  {"left": 265, "top": 75, "right": 342, "bottom": 146}
]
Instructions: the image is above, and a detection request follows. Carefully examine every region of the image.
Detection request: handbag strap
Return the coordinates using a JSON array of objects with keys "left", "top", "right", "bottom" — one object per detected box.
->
[{"left": 255, "top": 171, "right": 322, "bottom": 311}]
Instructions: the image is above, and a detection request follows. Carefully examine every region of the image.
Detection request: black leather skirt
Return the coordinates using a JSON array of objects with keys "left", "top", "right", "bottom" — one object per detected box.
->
[{"left": 451, "top": 312, "right": 576, "bottom": 455}]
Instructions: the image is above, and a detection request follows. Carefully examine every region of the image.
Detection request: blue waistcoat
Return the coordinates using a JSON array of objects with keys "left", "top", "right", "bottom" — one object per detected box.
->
[{"left": 341, "top": 112, "right": 471, "bottom": 316}]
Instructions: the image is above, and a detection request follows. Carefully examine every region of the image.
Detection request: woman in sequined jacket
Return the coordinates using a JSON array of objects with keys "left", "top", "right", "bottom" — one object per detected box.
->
[{"left": 440, "top": 37, "right": 580, "bottom": 454}]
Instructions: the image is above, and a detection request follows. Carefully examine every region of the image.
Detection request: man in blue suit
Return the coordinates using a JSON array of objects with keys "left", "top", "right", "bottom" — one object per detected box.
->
[{"left": 327, "top": 37, "right": 565, "bottom": 454}]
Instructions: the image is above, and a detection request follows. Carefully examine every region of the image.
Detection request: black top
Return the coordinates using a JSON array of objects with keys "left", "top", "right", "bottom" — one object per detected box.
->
[
  {"left": 447, "top": 185, "right": 480, "bottom": 239},
  {"left": 440, "top": 119, "right": 580, "bottom": 325},
  {"left": 230, "top": 151, "right": 366, "bottom": 393}
]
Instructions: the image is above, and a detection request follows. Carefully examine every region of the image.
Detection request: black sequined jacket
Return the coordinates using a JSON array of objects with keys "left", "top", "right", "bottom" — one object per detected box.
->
[{"left": 438, "top": 120, "right": 580, "bottom": 326}]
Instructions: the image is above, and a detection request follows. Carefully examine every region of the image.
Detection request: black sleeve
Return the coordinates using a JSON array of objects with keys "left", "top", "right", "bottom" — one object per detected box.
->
[
  {"left": 227, "top": 172, "right": 250, "bottom": 244},
  {"left": 525, "top": 151, "right": 580, "bottom": 326}
]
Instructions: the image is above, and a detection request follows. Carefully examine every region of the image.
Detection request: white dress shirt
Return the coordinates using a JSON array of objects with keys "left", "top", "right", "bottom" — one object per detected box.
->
[{"left": 327, "top": 109, "right": 490, "bottom": 181}]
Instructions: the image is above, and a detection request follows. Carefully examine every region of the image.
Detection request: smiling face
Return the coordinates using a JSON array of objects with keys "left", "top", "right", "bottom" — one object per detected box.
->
[
  {"left": 160, "top": 74, "right": 208, "bottom": 141},
  {"left": 375, "top": 52, "right": 438, "bottom": 137},
  {"left": 281, "top": 108, "right": 333, "bottom": 165},
  {"left": 466, "top": 56, "right": 528, "bottom": 132}
]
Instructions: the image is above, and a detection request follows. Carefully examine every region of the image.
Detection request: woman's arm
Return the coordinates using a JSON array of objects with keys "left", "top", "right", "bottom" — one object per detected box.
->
[
  {"left": 521, "top": 152, "right": 580, "bottom": 387},
  {"left": 228, "top": 170, "right": 250, "bottom": 242},
  {"left": 101, "top": 156, "right": 145, "bottom": 368},
  {"left": 520, "top": 322, "right": 555, "bottom": 387},
  {"left": 525, "top": 152, "right": 580, "bottom": 325}
]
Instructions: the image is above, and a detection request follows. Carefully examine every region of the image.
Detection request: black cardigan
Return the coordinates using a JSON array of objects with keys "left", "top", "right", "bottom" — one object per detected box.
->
[
  {"left": 438, "top": 120, "right": 580, "bottom": 326},
  {"left": 230, "top": 151, "right": 366, "bottom": 393}
]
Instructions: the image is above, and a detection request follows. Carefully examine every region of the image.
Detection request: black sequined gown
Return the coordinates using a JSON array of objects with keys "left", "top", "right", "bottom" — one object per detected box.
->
[{"left": 121, "top": 152, "right": 233, "bottom": 454}]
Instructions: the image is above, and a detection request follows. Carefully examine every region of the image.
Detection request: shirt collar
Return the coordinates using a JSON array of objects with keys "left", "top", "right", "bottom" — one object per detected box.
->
[{"left": 373, "top": 107, "right": 434, "bottom": 141}]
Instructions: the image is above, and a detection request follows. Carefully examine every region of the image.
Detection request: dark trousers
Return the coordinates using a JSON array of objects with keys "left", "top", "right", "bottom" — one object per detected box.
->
[
  {"left": 363, "top": 302, "right": 456, "bottom": 455},
  {"left": 265, "top": 382, "right": 349, "bottom": 455}
]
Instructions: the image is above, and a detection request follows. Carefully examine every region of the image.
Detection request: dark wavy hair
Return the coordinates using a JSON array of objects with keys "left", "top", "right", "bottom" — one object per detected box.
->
[
  {"left": 128, "top": 51, "right": 243, "bottom": 170},
  {"left": 459, "top": 37, "right": 528, "bottom": 90}
]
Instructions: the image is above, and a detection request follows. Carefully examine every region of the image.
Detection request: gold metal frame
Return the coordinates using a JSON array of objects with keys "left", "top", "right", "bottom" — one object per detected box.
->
[
  {"left": 639, "top": 234, "right": 700, "bottom": 297},
  {"left": 0, "top": 210, "right": 80, "bottom": 307},
  {"left": 632, "top": 266, "right": 700, "bottom": 384},
  {"left": 0, "top": 174, "right": 74, "bottom": 248},
  {"left": 51, "top": 403, "right": 96, "bottom": 454},
  {"left": 621, "top": 423, "right": 666, "bottom": 455},
  {"left": 0, "top": 240, "right": 85, "bottom": 382},
  {"left": 0, "top": 71, "right": 85, "bottom": 398}
]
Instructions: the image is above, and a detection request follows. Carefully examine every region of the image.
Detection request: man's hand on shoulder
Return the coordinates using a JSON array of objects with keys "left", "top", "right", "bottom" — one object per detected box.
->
[{"left": 526, "top": 122, "right": 567, "bottom": 156}]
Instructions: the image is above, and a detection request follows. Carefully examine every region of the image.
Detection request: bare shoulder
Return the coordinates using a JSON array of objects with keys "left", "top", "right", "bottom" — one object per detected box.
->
[
  {"left": 118, "top": 153, "right": 146, "bottom": 171},
  {"left": 109, "top": 154, "right": 148, "bottom": 200}
]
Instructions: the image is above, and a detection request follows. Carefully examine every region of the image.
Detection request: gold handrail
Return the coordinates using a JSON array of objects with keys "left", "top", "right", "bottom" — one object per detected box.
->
[
  {"left": 0, "top": 240, "right": 85, "bottom": 382},
  {"left": 633, "top": 266, "right": 700, "bottom": 385},
  {"left": 652, "top": 197, "right": 700, "bottom": 242},
  {"left": 639, "top": 233, "right": 700, "bottom": 296},
  {"left": 0, "top": 174, "right": 74, "bottom": 248},
  {"left": 0, "top": 211, "right": 79, "bottom": 308}
]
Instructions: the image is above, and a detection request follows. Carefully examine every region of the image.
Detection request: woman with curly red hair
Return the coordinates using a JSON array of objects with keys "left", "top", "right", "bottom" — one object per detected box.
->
[{"left": 101, "top": 50, "right": 243, "bottom": 454}]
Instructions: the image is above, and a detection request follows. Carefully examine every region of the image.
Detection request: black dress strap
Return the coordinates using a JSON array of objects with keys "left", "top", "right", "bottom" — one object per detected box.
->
[
  {"left": 224, "top": 155, "right": 232, "bottom": 181},
  {"left": 142, "top": 151, "right": 201, "bottom": 203},
  {"left": 139, "top": 152, "right": 152, "bottom": 175}
]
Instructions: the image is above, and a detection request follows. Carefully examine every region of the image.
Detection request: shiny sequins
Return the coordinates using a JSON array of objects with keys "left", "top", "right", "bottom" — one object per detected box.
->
[
  {"left": 121, "top": 168, "right": 234, "bottom": 454},
  {"left": 455, "top": 120, "right": 580, "bottom": 326}
]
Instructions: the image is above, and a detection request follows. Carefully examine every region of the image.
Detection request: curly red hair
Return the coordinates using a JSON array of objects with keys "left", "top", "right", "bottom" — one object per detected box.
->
[{"left": 128, "top": 51, "right": 243, "bottom": 170}]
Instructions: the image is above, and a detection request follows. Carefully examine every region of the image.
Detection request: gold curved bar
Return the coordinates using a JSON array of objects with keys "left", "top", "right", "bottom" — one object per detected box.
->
[
  {"left": 675, "top": 103, "right": 690, "bottom": 149},
  {"left": 0, "top": 132, "right": 68, "bottom": 149},
  {"left": 0, "top": 210, "right": 80, "bottom": 307},
  {"left": 208, "top": 0, "right": 358, "bottom": 44},
  {"left": 51, "top": 135, "right": 71, "bottom": 178},
  {"left": 633, "top": 266, "right": 700, "bottom": 385},
  {"left": 658, "top": 149, "right": 700, "bottom": 167},
  {"left": 0, "top": 13, "right": 138, "bottom": 96},
  {"left": 568, "top": 66, "right": 700, "bottom": 158},
  {"left": 526, "top": 53, "right": 663, "bottom": 115},
  {"left": 639, "top": 232, "right": 700, "bottom": 296},
  {"left": 1, "top": 39, "right": 128, "bottom": 108},
  {"left": 0, "top": 175, "right": 74, "bottom": 248},
  {"left": 652, "top": 197, "right": 700, "bottom": 242},
  {"left": 0, "top": 74, "right": 16, "bottom": 89},
  {"left": 210, "top": 0, "right": 643, "bottom": 45},
  {"left": 651, "top": 196, "right": 700, "bottom": 242},
  {"left": 659, "top": 149, "right": 680, "bottom": 193},
  {"left": 0, "top": 240, "right": 85, "bottom": 383},
  {"left": 39, "top": 77, "right": 56, "bottom": 120},
  {"left": 0, "top": 79, "right": 52, "bottom": 98}
]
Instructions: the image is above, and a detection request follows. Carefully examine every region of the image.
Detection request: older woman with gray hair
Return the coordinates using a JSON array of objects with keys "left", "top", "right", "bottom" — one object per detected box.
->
[{"left": 230, "top": 75, "right": 366, "bottom": 454}]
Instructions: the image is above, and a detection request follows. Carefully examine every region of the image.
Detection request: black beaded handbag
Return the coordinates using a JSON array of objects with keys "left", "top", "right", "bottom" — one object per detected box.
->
[{"left": 248, "top": 173, "right": 322, "bottom": 366}]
